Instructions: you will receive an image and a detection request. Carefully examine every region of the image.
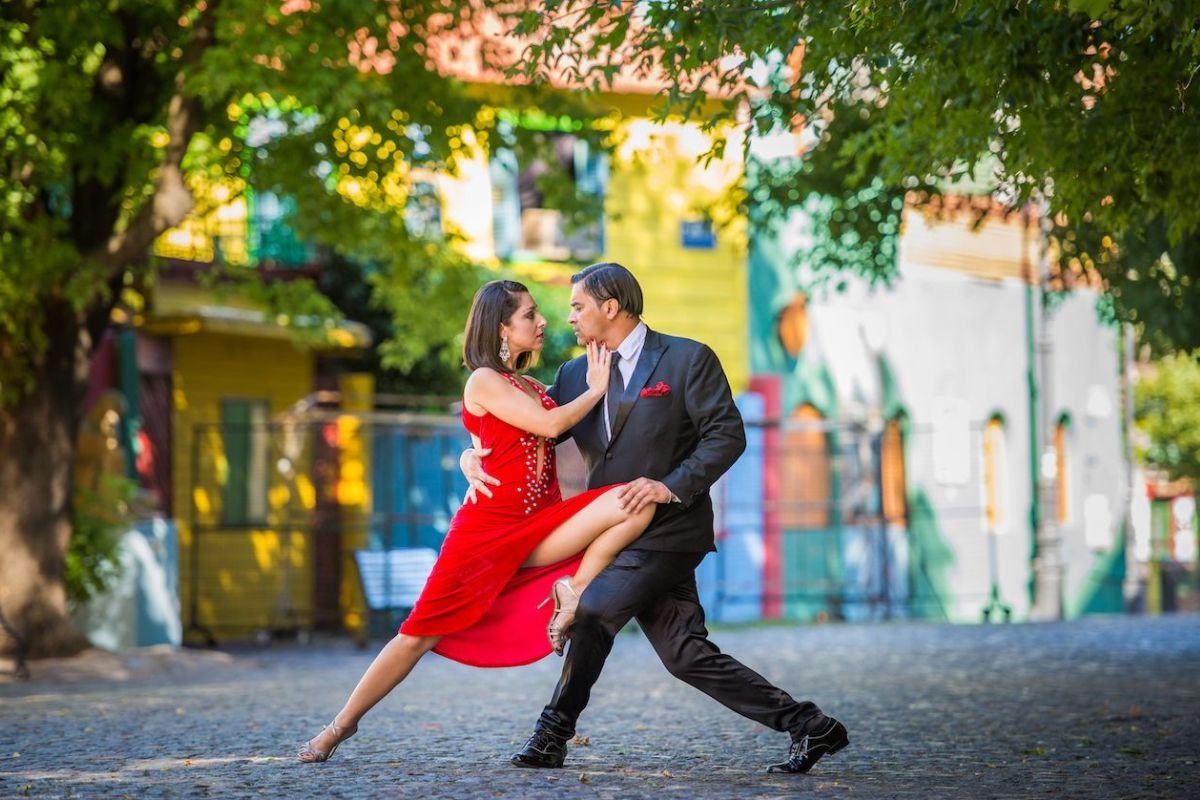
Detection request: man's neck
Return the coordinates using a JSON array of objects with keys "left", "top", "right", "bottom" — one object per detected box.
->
[{"left": 606, "top": 318, "right": 641, "bottom": 351}]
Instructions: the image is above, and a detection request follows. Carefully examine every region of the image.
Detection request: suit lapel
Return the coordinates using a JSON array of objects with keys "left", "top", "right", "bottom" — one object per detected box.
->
[
  {"left": 568, "top": 357, "right": 607, "bottom": 450},
  {"left": 609, "top": 329, "right": 667, "bottom": 447}
]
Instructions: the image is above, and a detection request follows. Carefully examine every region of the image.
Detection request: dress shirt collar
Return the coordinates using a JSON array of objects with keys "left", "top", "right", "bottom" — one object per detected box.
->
[{"left": 613, "top": 321, "right": 648, "bottom": 370}]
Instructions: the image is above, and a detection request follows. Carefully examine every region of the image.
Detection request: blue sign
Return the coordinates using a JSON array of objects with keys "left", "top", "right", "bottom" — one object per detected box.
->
[{"left": 681, "top": 219, "right": 716, "bottom": 249}]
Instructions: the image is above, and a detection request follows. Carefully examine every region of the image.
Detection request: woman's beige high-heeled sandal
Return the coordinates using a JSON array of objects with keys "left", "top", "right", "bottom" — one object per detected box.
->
[
  {"left": 539, "top": 576, "right": 580, "bottom": 657},
  {"left": 297, "top": 721, "right": 358, "bottom": 763}
]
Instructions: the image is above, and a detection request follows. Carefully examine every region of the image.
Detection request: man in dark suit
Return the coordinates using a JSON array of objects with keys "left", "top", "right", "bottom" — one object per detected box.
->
[{"left": 463, "top": 262, "right": 847, "bottom": 774}]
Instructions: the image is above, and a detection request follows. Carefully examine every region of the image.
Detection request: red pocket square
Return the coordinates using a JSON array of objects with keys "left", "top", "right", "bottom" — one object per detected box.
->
[{"left": 640, "top": 381, "right": 671, "bottom": 398}]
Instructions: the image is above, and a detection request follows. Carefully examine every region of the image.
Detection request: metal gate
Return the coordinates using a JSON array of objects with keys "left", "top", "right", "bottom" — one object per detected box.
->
[
  {"left": 183, "top": 410, "right": 1010, "bottom": 642},
  {"left": 183, "top": 411, "right": 468, "bottom": 644},
  {"left": 701, "top": 418, "right": 996, "bottom": 624}
]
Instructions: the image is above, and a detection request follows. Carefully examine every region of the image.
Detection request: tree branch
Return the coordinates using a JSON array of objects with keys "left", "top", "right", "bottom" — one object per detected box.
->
[{"left": 94, "top": 1, "right": 221, "bottom": 276}]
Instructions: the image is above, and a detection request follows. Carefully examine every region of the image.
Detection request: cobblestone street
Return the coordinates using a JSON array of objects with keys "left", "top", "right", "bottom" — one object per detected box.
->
[{"left": 2, "top": 614, "right": 1198, "bottom": 799}]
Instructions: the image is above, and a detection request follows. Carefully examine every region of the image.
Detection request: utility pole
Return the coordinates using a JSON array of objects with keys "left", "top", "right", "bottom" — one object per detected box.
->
[
  {"left": 1119, "top": 323, "right": 1141, "bottom": 611},
  {"left": 1024, "top": 203, "right": 1064, "bottom": 620}
]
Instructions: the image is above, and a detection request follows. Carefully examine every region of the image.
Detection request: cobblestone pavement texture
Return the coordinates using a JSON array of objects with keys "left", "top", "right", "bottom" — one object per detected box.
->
[{"left": 1, "top": 615, "right": 1198, "bottom": 799}]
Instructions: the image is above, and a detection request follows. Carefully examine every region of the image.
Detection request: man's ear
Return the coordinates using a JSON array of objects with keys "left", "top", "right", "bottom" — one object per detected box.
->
[{"left": 603, "top": 298, "right": 620, "bottom": 320}]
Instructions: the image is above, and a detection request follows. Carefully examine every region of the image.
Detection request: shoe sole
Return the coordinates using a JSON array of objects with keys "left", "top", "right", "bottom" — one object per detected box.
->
[{"left": 510, "top": 757, "right": 564, "bottom": 769}]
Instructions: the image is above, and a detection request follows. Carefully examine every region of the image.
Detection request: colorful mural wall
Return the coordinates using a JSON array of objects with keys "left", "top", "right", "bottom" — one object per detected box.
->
[{"left": 740, "top": 196, "right": 1129, "bottom": 623}]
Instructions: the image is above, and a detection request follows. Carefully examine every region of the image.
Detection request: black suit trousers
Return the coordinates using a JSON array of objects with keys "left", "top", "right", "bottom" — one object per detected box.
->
[{"left": 536, "top": 549, "right": 821, "bottom": 740}]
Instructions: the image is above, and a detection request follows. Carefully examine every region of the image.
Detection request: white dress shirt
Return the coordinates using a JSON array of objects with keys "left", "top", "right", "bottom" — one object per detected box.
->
[{"left": 603, "top": 321, "right": 648, "bottom": 440}]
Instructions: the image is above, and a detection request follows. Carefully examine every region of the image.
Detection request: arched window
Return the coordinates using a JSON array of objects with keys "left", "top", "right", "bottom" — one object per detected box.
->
[
  {"left": 780, "top": 403, "right": 830, "bottom": 529},
  {"left": 1054, "top": 415, "right": 1071, "bottom": 524},
  {"left": 880, "top": 416, "right": 907, "bottom": 525},
  {"left": 983, "top": 415, "right": 1009, "bottom": 532},
  {"left": 777, "top": 293, "right": 809, "bottom": 358}
]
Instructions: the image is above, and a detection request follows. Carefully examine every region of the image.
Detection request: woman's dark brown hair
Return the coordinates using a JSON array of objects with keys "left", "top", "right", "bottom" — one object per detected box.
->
[{"left": 462, "top": 279, "right": 534, "bottom": 373}]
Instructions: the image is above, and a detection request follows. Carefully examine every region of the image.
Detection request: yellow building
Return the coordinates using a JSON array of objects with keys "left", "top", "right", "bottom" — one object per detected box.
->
[
  {"left": 135, "top": 251, "right": 370, "bottom": 643},
  {"left": 602, "top": 117, "right": 749, "bottom": 391},
  {"left": 435, "top": 99, "right": 750, "bottom": 391}
]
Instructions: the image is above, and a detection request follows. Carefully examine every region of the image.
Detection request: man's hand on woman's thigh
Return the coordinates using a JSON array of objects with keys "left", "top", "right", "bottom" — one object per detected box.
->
[{"left": 616, "top": 477, "right": 672, "bottom": 514}]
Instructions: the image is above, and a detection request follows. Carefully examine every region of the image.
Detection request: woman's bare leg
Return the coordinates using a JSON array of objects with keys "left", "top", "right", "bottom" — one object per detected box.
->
[
  {"left": 522, "top": 487, "right": 654, "bottom": 593},
  {"left": 520, "top": 488, "right": 653, "bottom": 653},
  {"left": 299, "top": 632, "right": 440, "bottom": 761}
]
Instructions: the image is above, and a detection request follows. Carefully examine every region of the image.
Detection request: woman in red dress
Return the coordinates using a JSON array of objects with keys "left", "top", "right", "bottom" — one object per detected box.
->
[{"left": 298, "top": 280, "right": 654, "bottom": 763}]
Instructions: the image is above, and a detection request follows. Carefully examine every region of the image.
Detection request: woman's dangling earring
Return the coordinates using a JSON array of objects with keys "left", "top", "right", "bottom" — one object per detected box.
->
[{"left": 499, "top": 337, "right": 511, "bottom": 363}]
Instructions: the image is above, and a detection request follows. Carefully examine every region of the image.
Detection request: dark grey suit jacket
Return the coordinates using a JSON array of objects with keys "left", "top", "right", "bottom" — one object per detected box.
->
[{"left": 548, "top": 328, "right": 747, "bottom": 553}]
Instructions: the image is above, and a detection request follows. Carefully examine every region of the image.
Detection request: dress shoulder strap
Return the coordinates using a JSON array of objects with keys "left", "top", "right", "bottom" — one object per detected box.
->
[{"left": 501, "top": 371, "right": 543, "bottom": 401}]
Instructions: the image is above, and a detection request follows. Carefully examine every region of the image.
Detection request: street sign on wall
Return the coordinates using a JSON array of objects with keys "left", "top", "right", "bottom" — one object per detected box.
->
[{"left": 681, "top": 219, "right": 715, "bottom": 249}]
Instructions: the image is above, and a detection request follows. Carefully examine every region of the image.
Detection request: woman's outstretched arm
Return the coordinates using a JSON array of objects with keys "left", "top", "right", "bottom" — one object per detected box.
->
[{"left": 464, "top": 341, "right": 610, "bottom": 438}]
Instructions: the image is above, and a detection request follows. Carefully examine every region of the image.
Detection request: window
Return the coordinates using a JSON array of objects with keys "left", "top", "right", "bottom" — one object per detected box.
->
[
  {"left": 405, "top": 179, "right": 442, "bottom": 239},
  {"left": 777, "top": 293, "right": 809, "bottom": 358},
  {"left": 153, "top": 189, "right": 320, "bottom": 268},
  {"left": 779, "top": 404, "right": 831, "bottom": 529},
  {"left": 983, "top": 415, "right": 1009, "bottom": 532},
  {"left": 1054, "top": 415, "right": 1071, "bottom": 524},
  {"left": 491, "top": 131, "right": 606, "bottom": 262},
  {"left": 880, "top": 416, "right": 908, "bottom": 525},
  {"left": 221, "top": 398, "right": 269, "bottom": 526},
  {"left": 252, "top": 192, "right": 316, "bottom": 266}
]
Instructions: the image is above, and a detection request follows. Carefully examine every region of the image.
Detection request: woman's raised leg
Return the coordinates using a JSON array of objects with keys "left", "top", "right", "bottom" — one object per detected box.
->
[
  {"left": 521, "top": 488, "right": 654, "bottom": 653},
  {"left": 522, "top": 486, "right": 654, "bottom": 589},
  {"left": 298, "top": 632, "right": 440, "bottom": 762}
]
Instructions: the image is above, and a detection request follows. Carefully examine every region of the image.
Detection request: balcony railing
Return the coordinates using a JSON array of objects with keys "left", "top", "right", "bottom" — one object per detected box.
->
[{"left": 153, "top": 191, "right": 319, "bottom": 269}]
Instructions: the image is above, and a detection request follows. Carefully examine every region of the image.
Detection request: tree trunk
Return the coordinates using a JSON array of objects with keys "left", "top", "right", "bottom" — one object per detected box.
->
[{"left": 0, "top": 301, "right": 92, "bottom": 659}]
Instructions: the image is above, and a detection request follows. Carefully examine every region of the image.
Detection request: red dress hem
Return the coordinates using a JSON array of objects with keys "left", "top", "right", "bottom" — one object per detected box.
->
[{"left": 401, "top": 486, "right": 616, "bottom": 667}]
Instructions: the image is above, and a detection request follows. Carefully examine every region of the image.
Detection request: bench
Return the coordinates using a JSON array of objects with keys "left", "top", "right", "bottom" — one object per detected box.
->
[{"left": 352, "top": 547, "right": 438, "bottom": 644}]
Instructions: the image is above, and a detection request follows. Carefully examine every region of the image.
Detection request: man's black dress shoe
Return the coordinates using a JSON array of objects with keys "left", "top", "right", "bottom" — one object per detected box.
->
[
  {"left": 767, "top": 716, "right": 849, "bottom": 774},
  {"left": 510, "top": 729, "right": 567, "bottom": 768}
]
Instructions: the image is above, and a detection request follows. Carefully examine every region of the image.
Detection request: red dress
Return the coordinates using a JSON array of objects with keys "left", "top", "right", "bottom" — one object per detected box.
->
[{"left": 399, "top": 372, "right": 613, "bottom": 667}]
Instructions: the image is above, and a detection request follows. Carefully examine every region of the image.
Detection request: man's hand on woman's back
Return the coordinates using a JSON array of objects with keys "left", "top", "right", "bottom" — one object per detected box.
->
[{"left": 461, "top": 447, "right": 500, "bottom": 503}]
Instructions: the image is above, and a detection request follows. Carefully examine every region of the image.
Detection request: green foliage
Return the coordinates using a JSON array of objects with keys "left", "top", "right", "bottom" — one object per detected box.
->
[
  {"left": 747, "top": 94, "right": 905, "bottom": 290},
  {"left": 369, "top": 230, "right": 489, "bottom": 376},
  {"left": 0, "top": 0, "right": 607, "bottom": 407},
  {"left": 1135, "top": 352, "right": 1200, "bottom": 486},
  {"left": 66, "top": 474, "right": 136, "bottom": 609},
  {"left": 511, "top": 0, "right": 1200, "bottom": 351},
  {"left": 316, "top": 254, "right": 460, "bottom": 398}
]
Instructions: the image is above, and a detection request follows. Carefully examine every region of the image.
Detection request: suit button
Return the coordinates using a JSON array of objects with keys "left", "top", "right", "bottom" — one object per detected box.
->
[{"left": 605, "top": 453, "right": 613, "bottom": 460}]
